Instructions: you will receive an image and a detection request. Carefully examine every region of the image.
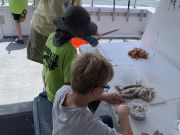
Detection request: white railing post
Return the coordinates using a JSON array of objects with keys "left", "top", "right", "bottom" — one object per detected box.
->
[
  {"left": 113, "top": 0, "right": 115, "bottom": 11},
  {"left": 0, "top": 20, "right": 4, "bottom": 39},
  {"left": 91, "top": 0, "right": 94, "bottom": 7},
  {"left": 111, "top": 0, "right": 116, "bottom": 21},
  {"left": 134, "top": 0, "right": 137, "bottom": 8},
  {"left": 0, "top": 4, "right": 4, "bottom": 39},
  {"left": 126, "top": 0, "right": 131, "bottom": 22}
]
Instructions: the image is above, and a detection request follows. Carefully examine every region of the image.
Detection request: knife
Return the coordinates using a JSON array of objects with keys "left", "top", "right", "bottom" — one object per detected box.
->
[
  {"left": 177, "top": 101, "right": 180, "bottom": 134},
  {"left": 100, "top": 29, "right": 119, "bottom": 36},
  {"left": 86, "top": 29, "right": 119, "bottom": 46}
]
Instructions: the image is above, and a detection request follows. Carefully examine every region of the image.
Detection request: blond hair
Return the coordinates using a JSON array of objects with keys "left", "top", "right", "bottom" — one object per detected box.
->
[{"left": 71, "top": 53, "right": 114, "bottom": 94}]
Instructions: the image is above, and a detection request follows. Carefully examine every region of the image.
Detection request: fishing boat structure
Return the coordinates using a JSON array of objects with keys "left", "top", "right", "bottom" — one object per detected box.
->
[
  {"left": 0, "top": 0, "right": 180, "bottom": 135},
  {"left": 0, "top": 0, "right": 155, "bottom": 40}
]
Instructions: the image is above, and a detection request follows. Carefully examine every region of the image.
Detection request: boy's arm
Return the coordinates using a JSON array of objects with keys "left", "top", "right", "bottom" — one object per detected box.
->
[
  {"left": 98, "top": 92, "right": 124, "bottom": 105},
  {"left": 116, "top": 105, "right": 133, "bottom": 135}
]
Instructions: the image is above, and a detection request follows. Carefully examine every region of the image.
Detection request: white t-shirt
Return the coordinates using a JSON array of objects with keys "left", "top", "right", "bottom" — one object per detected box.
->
[{"left": 52, "top": 85, "right": 121, "bottom": 135}]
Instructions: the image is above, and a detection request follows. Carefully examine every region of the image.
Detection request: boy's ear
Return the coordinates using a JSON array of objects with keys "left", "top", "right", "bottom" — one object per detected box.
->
[{"left": 90, "top": 87, "right": 99, "bottom": 96}]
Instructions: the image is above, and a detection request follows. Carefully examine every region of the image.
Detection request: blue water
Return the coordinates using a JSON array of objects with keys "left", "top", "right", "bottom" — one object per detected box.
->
[{"left": 83, "top": 0, "right": 160, "bottom": 8}]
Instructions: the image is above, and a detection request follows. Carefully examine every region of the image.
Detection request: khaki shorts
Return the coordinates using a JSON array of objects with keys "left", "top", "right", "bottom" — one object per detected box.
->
[{"left": 27, "top": 28, "right": 48, "bottom": 64}]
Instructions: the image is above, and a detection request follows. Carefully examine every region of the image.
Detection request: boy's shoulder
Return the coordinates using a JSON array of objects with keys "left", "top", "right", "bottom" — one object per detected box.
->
[{"left": 55, "top": 85, "right": 71, "bottom": 101}]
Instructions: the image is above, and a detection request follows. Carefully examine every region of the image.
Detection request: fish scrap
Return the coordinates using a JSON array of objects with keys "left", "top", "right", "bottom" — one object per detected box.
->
[
  {"left": 128, "top": 48, "right": 148, "bottom": 59},
  {"left": 116, "top": 83, "right": 155, "bottom": 102},
  {"left": 141, "top": 130, "right": 163, "bottom": 135}
]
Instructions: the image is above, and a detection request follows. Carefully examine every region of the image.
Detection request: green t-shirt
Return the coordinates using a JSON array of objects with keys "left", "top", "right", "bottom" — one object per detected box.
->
[
  {"left": 8, "top": 0, "right": 28, "bottom": 14},
  {"left": 43, "top": 33, "right": 77, "bottom": 103}
]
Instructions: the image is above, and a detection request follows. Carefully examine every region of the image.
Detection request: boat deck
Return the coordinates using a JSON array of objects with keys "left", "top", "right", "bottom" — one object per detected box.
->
[
  {"left": 0, "top": 37, "right": 139, "bottom": 105},
  {"left": 0, "top": 37, "right": 42, "bottom": 105}
]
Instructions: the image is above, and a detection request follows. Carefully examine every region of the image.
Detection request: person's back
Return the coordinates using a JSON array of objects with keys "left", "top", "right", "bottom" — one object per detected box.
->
[
  {"left": 43, "top": 33, "right": 77, "bottom": 103},
  {"left": 31, "top": 0, "right": 57, "bottom": 36},
  {"left": 31, "top": 0, "right": 81, "bottom": 37},
  {"left": 8, "top": 0, "right": 28, "bottom": 14}
]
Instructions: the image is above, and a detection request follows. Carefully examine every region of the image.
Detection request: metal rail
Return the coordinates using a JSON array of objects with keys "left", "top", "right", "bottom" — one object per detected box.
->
[
  {"left": 91, "top": 0, "right": 94, "bottom": 7},
  {"left": 0, "top": 0, "right": 138, "bottom": 9},
  {"left": 128, "top": 0, "right": 131, "bottom": 10},
  {"left": 113, "top": 0, "right": 116, "bottom": 11},
  {"left": 134, "top": 0, "right": 137, "bottom": 8}
]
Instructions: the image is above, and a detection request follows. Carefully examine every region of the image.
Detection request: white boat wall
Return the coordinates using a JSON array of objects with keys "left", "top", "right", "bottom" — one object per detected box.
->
[
  {"left": 141, "top": 0, "right": 180, "bottom": 70},
  {"left": 0, "top": 3, "right": 154, "bottom": 40}
]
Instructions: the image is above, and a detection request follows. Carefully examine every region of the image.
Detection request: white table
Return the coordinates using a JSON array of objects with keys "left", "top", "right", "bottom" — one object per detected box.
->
[
  {"left": 80, "top": 42, "right": 180, "bottom": 135},
  {"left": 130, "top": 100, "right": 180, "bottom": 135}
]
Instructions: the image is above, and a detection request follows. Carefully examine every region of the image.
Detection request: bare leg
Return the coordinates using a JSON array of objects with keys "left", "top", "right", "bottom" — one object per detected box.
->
[{"left": 15, "top": 21, "right": 23, "bottom": 40}]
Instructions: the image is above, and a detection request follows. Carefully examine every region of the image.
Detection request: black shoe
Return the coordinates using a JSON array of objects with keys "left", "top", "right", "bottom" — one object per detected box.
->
[
  {"left": 13, "top": 36, "right": 18, "bottom": 40},
  {"left": 14, "top": 38, "right": 24, "bottom": 44}
]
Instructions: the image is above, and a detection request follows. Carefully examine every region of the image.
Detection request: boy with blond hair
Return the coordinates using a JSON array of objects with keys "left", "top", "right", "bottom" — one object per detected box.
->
[{"left": 52, "top": 53, "right": 133, "bottom": 135}]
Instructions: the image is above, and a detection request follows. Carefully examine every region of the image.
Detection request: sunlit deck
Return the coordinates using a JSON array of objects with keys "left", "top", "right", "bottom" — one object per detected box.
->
[{"left": 0, "top": 37, "right": 42, "bottom": 105}]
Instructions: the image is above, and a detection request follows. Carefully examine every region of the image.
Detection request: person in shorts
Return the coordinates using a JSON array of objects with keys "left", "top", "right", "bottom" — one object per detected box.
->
[{"left": 8, "top": 0, "right": 28, "bottom": 44}]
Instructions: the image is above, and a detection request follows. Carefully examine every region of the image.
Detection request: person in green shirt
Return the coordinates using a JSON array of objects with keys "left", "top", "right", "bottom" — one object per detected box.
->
[
  {"left": 8, "top": 0, "right": 28, "bottom": 44},
  {"left": 43, "top": 6, "right": 99, "bottom": 102}
]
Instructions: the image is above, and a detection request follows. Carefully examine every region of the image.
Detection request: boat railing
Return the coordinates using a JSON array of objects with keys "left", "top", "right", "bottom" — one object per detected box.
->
[
  {"left": 0, "top": 0, "right": 148, "bottom": 41},
  {"left": 89, "top": 0, "right": 138, "bottom": 10},
  {"left": 0, "top": 0, "right": 138, "bottom": 9}
]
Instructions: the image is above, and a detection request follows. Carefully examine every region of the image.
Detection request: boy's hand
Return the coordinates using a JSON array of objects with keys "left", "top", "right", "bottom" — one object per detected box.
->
[
  {"left": 100, "top": 92, "right": 124, "bottom": 105},
  {"left": 116, "top": 105, "right": 133, "bottom": 135},
  {"left": 116, "top": 105, "right": 129, "bottom": 117}
]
